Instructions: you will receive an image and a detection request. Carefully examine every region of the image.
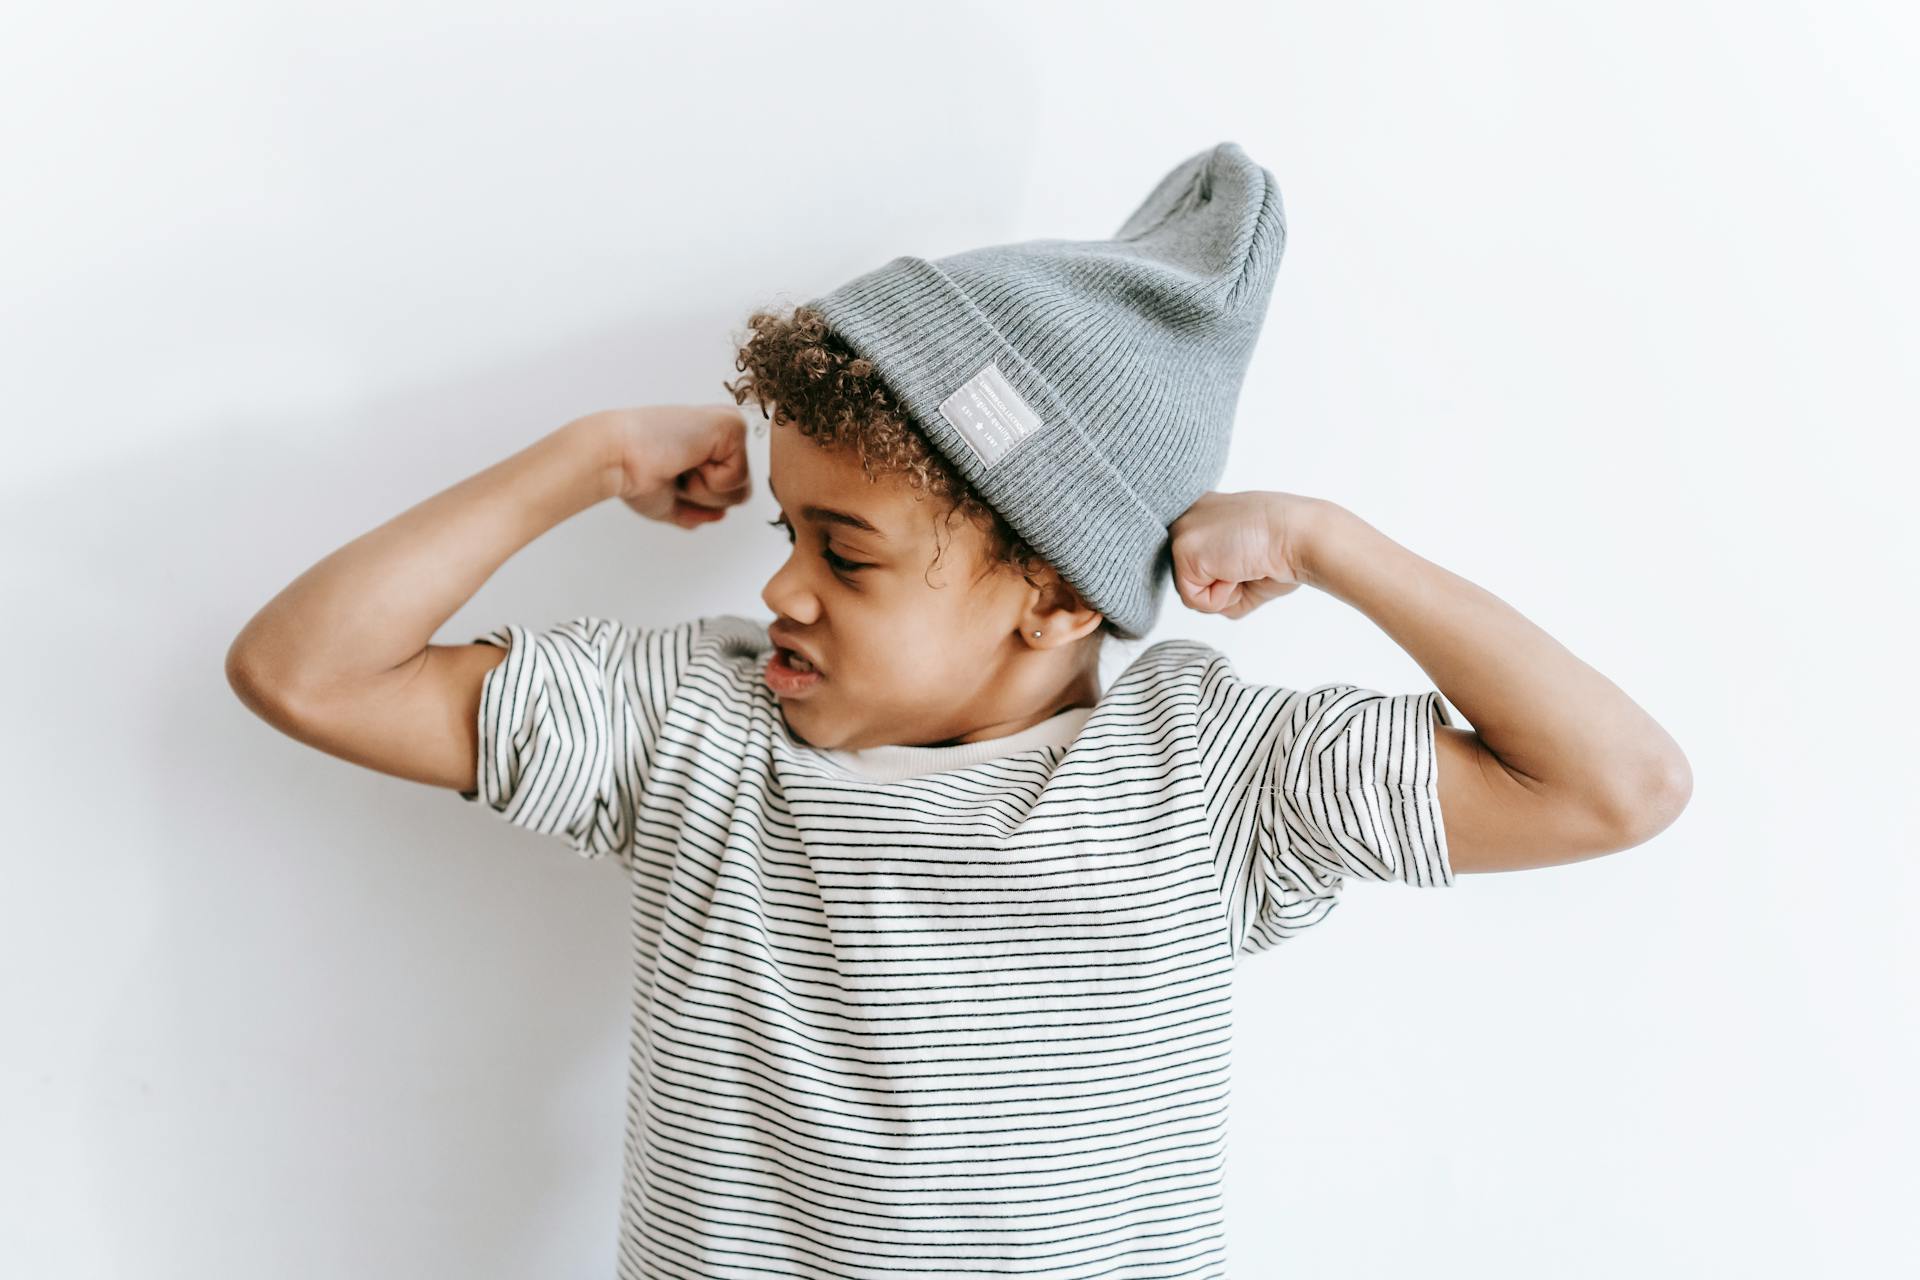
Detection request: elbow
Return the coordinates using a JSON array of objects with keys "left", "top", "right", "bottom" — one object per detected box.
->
[
  {"left": 1602, "top": 747, "right": 1694, "bottom": 846},
  {"left": 225, "top": 635, "right": 263, "bottom": 701},
  {"left": 226, "top": 637, "right": 296, "bottom": 725},
  {"left": 227, "top": 649, "right": 269, "bottom": 721}
]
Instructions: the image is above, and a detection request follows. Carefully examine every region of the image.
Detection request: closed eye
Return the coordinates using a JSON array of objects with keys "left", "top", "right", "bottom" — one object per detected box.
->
[{"left": 766, "top": 514, "right": 871, "bottom": 573}]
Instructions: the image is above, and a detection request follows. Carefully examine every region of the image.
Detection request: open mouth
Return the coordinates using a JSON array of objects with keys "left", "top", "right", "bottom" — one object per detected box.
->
[{"left": 767, "top": 646, "right": 825, "bottom": 695}]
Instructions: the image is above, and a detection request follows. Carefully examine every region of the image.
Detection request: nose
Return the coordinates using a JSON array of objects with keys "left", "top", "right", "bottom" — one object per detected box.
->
[{"left": 760, "top": 554, "right": 821, "bottom": 626}]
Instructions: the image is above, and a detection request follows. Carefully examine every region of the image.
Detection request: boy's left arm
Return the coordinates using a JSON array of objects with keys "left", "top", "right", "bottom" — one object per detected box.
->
[{"left": 1170, "top": 492, "right": 1693, "bottom": 874}]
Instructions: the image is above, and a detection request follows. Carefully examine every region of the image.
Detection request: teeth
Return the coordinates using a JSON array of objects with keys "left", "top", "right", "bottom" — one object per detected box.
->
[{"left": 785, "top": 649, "right": 815, "bottom": 672}]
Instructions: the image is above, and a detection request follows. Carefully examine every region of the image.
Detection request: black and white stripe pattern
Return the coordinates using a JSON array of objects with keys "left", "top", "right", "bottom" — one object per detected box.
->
[{"left": 460, "top": 614, "right": 1454, "bottom": 1278}]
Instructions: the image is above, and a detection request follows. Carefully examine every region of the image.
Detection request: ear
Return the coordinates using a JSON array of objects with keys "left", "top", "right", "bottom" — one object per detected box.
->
[{"left": 1024, "top": 572, "right": 1105, "bottom": 644}]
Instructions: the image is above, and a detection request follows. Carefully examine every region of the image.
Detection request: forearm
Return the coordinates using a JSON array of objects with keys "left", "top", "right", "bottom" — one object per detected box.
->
[
  {"left": 1297, "top": 499, "right": 1690, "bottom": 818},
  {"left": 228, "top": 417, "right": 622, "bottom": 700}
]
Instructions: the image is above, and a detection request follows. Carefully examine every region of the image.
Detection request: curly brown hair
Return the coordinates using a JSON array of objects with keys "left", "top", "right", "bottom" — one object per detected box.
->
[{"left": 722, "top": 302, "right": 1120, "bottom": 643}]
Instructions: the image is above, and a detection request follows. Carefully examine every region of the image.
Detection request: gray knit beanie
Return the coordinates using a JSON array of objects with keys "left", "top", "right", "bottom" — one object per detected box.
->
[{"left": 802, "top": 139, "right": 1285, "bottom": 640}]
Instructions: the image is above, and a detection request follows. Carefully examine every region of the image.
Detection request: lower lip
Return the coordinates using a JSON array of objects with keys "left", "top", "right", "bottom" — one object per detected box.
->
[{"left": 766, "top": 648, "right": 825, "bottom": 697}]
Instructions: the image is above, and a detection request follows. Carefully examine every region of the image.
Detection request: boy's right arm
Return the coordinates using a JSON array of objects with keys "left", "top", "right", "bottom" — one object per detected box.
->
[
  {"left": 227, "top": 636, "right": 512, "bottom": 796},
  {"left": 225, "top": 404, "right": 753, "bottom": 795}
]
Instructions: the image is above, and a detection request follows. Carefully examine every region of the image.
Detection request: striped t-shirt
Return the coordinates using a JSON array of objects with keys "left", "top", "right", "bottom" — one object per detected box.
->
[{"left": 458, "top": 613, "right": 1456, "bottom": 1279}]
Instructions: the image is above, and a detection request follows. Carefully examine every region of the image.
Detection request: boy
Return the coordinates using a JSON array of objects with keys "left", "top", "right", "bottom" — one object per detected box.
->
[{"left": 228, "top": 142, "right": 1690, "bottom": 1278}]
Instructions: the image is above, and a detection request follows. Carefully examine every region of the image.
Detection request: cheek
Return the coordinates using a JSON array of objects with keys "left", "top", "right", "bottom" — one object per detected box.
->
[
  {"left": 891, "top": 600, "right": 998, "bottom": 667},
  {"left": 840, "top": 611, "right": 930, "bottom": 675}
]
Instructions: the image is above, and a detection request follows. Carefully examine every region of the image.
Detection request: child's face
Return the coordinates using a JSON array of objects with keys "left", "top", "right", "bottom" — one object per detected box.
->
[{"left": 759, "top": 416, "right": 1099, "bottom": 751}]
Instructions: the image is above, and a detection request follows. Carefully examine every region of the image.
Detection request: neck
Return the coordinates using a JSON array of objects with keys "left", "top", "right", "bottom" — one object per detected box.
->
[{"left": 937, "top": 655, "right": 1102, "bottom": 746}]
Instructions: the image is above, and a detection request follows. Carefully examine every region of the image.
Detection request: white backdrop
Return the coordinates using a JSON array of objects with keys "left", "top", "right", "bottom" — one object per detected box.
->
[{"left": 4, "top": 1, "right": 1914, "bottom": 1276}]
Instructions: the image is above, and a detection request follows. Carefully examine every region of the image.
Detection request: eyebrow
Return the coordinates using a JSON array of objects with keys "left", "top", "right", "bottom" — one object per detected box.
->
[{"left": 767, "top": 475, "right": 890, "bottom": 540}]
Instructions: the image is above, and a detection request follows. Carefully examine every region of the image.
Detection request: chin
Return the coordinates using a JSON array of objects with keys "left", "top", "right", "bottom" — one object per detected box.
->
[{"left": 777, "top": 701, "right": 823, "bottom": 748}]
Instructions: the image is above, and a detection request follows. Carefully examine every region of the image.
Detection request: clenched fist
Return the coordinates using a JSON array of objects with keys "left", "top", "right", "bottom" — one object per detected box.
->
[
  {"left": 1169, "top": 490, "right": 1327, "bottom": 620},
  {"left": 574, "top": 404, "right": 755, "bottom": 530}
]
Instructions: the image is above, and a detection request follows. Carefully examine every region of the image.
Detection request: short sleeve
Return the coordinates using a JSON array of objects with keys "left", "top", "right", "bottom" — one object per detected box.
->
[
  {"left": 1193, "top": 652, "right": 1457, "bottom": 957},
  {"left": 457, "top": 615, "right": 703, "bottom": 866}
]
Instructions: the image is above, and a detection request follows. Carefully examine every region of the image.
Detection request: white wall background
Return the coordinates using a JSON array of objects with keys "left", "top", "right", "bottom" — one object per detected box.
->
[{"left": 5, "top": 1, "right": 1914, "bottom": 1276}]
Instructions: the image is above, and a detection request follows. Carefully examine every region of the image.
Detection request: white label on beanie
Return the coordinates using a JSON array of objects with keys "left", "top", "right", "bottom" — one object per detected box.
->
[{"left": 938, "top": 360, "right": 1043, "bottom": 469}]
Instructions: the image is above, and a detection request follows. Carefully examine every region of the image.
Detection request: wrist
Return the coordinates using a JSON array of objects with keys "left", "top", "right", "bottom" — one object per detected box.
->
[
  {"left": 1293, "top": 498, "right": 1355, "bottom": 592},
  {"left": 557, "top": 413, "right": 627, "bottom": 505}
]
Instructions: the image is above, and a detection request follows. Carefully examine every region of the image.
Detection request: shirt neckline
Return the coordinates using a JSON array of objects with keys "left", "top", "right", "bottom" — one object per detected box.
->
[{"left": 793, "top": 704, "right": 1097, "bottom": 783}]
